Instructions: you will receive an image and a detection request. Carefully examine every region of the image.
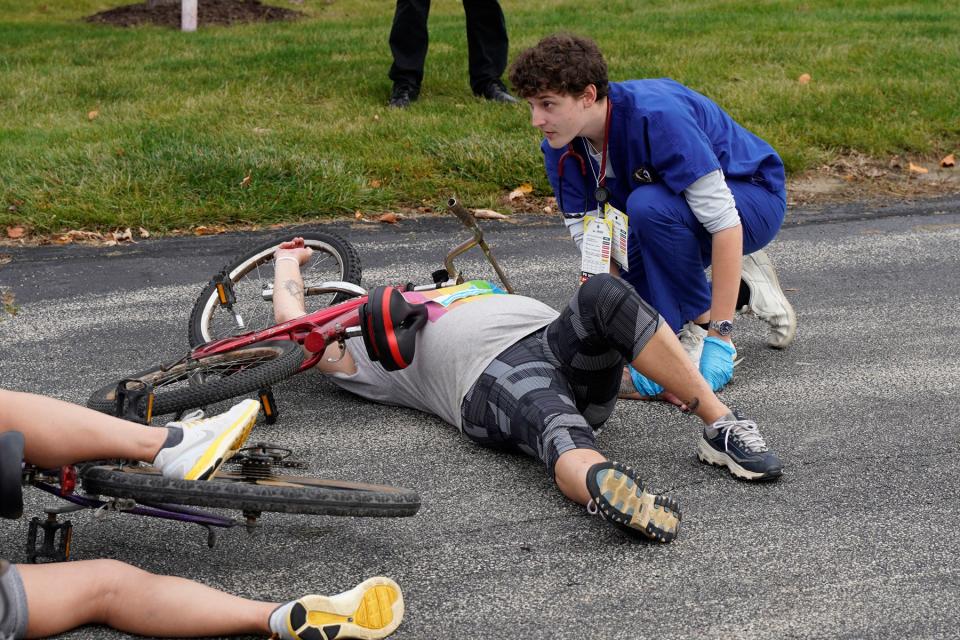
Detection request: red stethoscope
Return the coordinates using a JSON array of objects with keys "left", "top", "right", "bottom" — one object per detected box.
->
[{"left": 557, "top": 99, "right": 613, "bottom": 216}]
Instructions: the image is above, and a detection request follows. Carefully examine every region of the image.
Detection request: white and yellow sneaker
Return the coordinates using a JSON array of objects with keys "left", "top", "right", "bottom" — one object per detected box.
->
[
  {"left": 152, "top": 399, "right": 260, "bottom": 480},
  {"left": 272, "top": 577, "right": 404, "bottom": 640}
]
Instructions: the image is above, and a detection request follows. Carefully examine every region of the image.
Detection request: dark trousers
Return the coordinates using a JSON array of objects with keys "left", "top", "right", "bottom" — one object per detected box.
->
[{"left": 388, "top": 0, "right": 509, "bottom": 95}]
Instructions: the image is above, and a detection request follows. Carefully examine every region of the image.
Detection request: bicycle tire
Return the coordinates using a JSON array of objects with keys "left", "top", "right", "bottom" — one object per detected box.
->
[
  {"left": 80, "top": 465, "right": 420, "bottom": 517},
  {"left": 188, "top": 232, "right": 362, "bottom": 347},
  {"left": 86, "top": 340, "right": 304, "bottom": 417}
]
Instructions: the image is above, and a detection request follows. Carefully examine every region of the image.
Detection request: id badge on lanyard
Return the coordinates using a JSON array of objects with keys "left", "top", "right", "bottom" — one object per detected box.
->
[
  {"left": 578, "top": 100, "right": 629, "bottom": 280},
  {"left": 580, "top": 215, "right": 613, "bottom": 283},
  {"left": 605, "top": 203, "right": 629, "bottom": 272}
]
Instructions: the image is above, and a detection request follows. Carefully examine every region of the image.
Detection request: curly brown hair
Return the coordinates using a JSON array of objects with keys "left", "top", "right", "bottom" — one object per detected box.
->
[{"left": 509, "top": 33, "right": 609, "bottom": 100}]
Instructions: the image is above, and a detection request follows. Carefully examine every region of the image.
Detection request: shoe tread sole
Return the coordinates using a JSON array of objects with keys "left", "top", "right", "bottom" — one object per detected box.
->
[
  {"left": 291, "top": 578, "right": 403, "bottom": 640},
  {"left": 588, "top": 463, "right": 681, "bottom": 543}
]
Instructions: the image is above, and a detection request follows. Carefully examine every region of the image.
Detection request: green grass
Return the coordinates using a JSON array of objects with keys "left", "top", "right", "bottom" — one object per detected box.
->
[{"left": 1, "top": 0, "right": 959, "bottom": 232}]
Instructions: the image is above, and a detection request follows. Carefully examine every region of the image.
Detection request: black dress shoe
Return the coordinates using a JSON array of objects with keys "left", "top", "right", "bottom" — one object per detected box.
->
[
  {"left": 389, "top": 84, "right": 418, "bottom": 108},
  {"left": 480, "top": 81, "right": 518, "bottom": 104}
]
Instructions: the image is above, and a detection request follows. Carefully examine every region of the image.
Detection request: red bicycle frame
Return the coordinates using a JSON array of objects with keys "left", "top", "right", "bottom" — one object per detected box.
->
[
  {"left": 191, "top": 295, "right": 366, "bottom": 371},
  {"left": 189, "top": 197, "right": 514, "bottom": 370}
]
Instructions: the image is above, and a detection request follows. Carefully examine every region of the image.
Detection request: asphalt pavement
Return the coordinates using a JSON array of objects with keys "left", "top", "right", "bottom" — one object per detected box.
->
[{"left": 1, "top": 198, "right": 959, "bottom": 639}]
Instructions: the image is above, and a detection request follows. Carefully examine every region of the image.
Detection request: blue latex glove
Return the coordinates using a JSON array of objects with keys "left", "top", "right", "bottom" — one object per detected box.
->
[
  {"left": 627, "top": 365, "right": 663, "bottom": 397},
  {"left": 699, "top": 337, "right": 736, "bottom": 391}
]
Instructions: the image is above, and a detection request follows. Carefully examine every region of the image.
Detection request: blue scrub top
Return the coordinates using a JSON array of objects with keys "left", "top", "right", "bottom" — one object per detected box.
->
[{"left": 543, "top": 79, "right": 786, "bottom": 216}]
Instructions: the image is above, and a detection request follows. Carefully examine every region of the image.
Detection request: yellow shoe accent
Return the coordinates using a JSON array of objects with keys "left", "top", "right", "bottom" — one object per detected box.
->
[
  {"left": 183, "top": 399, "right": 259, "bottom": 480},
  {"left": 292, "top": 578, "right": 403, "bottom": 640}
]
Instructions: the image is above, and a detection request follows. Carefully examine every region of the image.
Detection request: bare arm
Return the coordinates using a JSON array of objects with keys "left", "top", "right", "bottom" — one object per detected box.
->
[
  {"left": 271, "top": 238, "right": 357, "bottom": 374},
  {"left": 271, "top": 240, "right": 311, "bottom": 324},
  {"left": 707, "top": 225, "right": 742, "bottom": 343}
]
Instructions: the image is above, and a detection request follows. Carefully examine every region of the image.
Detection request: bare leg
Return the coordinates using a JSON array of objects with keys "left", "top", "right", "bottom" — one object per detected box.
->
[
  {"left": 18, "top": 560, "right": 273, "bottom": 638},
  {"left": 0, "top": 389, "right": 166, "bottom": 467},
  {"left": 631, "top": 323, "right": 729, "bottom": 424},
  {"left": 554, "top": 448, "right": 607, "bottom": 505}
]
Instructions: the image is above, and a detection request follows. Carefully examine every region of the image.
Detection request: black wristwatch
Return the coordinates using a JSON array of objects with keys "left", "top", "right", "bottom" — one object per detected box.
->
[{"left": 709, "top": 319, "right": 735, "bottom": 336}]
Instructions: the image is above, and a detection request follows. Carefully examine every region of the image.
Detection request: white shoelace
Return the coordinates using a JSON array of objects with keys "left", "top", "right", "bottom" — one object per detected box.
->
[
  {"left": 712, "top": 418, "right": 768, "bottom": 453},
  {"left": 586, "top": 498, "right": 598, "bottom": 516}
]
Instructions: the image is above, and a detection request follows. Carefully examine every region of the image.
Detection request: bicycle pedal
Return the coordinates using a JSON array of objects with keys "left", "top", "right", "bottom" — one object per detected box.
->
[
  {"left": 211, "top": 270, "right": 237, "bottom": 307},
  {"left": 114, "top": 379, "right": 155, "bottom": 424},
  {"left": 258, "top": 388, "right": 278, "bottom": 425}
]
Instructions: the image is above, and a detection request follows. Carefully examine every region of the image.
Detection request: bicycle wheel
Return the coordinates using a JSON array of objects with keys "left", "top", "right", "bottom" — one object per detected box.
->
[
  {"left": 188, "top": 232, "right": 362, "bottom": 347},
  {"left": 80, "top": 465, "right": 420, "bottom": 517},
  {"left": 87, "top": 340, "right": 304, "bottom": 417}
]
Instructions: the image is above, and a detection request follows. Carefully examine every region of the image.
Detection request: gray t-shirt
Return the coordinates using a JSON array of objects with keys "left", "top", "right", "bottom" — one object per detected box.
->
[{"left": 329, "top": 288, "right": 558, "bottom": 428}]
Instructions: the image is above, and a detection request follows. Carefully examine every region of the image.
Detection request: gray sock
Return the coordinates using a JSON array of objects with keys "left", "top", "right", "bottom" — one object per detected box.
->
[
  {"left": 705, "top": 412, "right": 736, "bottom": 437},
  {"left": 161, "top": 427, "right": 184, "bottom": 450}
]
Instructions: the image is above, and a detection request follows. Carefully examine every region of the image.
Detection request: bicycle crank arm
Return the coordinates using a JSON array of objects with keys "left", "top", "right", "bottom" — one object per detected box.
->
[{"left": 260, "top": 281, "right": 367, "bottom": 302}]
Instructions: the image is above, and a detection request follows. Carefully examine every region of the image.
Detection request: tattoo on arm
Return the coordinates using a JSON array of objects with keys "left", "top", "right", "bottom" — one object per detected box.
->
[{"left": 282, "top": 279, "right": 305, "bottom": 303}]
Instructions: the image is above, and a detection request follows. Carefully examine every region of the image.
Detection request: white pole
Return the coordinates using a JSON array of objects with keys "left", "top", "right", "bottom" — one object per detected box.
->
[{"left": 182, "top": 0, "right": 197, "bottom": 32}]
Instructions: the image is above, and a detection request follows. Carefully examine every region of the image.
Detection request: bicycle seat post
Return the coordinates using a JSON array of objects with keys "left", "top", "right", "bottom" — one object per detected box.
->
[{"left": 446, "top": 198, "right": 515, "bottom": 293}]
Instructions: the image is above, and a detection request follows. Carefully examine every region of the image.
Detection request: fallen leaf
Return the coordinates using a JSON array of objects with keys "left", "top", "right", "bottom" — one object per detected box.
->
[
  {"left": 508, "top": 183, "right": 534, "bottom": 201},
  {"left": 373, "top": 114, "right": 380, "bottom": 121},
  {"left": 87, "top": 109, "right": 99, "bottom": 121},
  {"left": 193, "top": 225, "right": 227, "bottom": 236},
  {"left": 354, "top": 211, "right": 364, "bottom": 220},
  {"left": 941, "top": 153, "right": 956, "bottom": 168},
  {"left": 369, "top": 179, "right": 382, "bottom": 188},
  {"left": 378, "top": 213, "right": 400, "bottom": 224},
  {"left": 240, "top": 174, "right": 252, "bottom": 188},
  {"left": 138, "top": 227, "right": 150, "bottom": 238},
  {"left": 6, "top": 226, "right": 25, "bottom": 239},
  {"left": 908, "top": 162, "right": 928, "bottom": 174},
  {"left": 112, "top": 228, "right": 134, "bottom": 242},
  {"left": 543, "top": 206, "right": 553, "bottom": 214},
  {"left": 0, "top": 254, "right": 11, "bottom": 266},
  {"left": 66, "top": 230, "right": 104, "bottom": 242},
  {"left": 1, "top": 289, "right": 17, "bottom": 316},
  {"left": 51, "top": 234, "right": 73, "bottom": 245},
  {"left": 798, "top": 73, "right": 811, "bottom": 85},
  {"left": 472, "top": 209, "right": 508, "bottom": 220}
]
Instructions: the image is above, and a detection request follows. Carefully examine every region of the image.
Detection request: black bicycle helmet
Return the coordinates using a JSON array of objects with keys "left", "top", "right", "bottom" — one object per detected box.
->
[{"left": 359, "top": 286, "right": 428, "bottom": 371}]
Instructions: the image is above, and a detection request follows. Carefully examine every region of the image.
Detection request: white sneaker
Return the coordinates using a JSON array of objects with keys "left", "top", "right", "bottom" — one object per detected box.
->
[
  {"left": 153, "top": 399, "right": 260, "bottom": 480},
  {"left": 678, "top": 322, "right": 707, "bottom": 366},
  {"left": 740, "top": 250, "right": 797, "bottom": 349},
  {"left": 272, "top": 577, "right": 405, "bottom": 640}
]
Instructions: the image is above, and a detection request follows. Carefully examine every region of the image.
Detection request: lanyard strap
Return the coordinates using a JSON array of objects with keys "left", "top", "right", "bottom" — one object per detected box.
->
[{"left": 597, "top": 99, "right": 613, "bottom": 189}]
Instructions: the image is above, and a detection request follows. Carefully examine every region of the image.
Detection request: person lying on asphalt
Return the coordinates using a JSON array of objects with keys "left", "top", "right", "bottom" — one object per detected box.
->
[{"left": 272, "top": 237, "right": 784, "bottom": 545}]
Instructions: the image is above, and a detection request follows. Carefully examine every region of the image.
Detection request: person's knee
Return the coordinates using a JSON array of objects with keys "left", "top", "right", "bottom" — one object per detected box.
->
[
  {"left": 86, "top": 559, "right": 148, "bottom": 622},
  {"left": 577, "top": 273, "right": 635, "bottom": 320}
]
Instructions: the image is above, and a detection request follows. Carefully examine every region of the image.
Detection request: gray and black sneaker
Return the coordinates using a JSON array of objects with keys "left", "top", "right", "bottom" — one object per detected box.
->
[
  {"left": 586, "top": 461, "right": 681, "bottom": 543},
  {"left": 698, "top": 413, "right": 783, "bottom": 480}
]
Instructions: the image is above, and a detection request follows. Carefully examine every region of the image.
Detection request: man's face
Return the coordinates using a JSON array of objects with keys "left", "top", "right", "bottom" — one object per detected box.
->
[{"left": 525, "top": 91, "right": 588, "bottom": 149}]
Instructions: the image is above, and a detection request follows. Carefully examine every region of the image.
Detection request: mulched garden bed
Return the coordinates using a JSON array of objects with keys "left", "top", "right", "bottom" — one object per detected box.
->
[{"left": 85, "top": 0, "right": 302, "bottom": 28}]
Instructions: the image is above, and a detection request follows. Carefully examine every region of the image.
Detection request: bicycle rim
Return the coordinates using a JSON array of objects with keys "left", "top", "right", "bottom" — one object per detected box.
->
[{"left": 190, "top": 233, "right": 362, "bottom": 346}]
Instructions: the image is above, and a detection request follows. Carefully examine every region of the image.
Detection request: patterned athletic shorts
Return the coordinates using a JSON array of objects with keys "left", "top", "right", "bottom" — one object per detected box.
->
[
  {"left": 461, "top": 274, "right": 661, "bottom": 472},
  {"left": 0, "top": 560, "right": 27, "bottom": 640}
]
